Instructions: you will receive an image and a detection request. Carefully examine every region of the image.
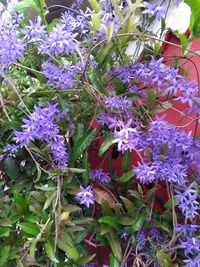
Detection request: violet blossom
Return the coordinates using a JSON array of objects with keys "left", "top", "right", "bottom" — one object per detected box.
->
[
  {"left": 90, "top": 168, "right": 111, "bottom": 184},
  {"left": 76, "top": 185, "right": 95, "bottom": 208}
]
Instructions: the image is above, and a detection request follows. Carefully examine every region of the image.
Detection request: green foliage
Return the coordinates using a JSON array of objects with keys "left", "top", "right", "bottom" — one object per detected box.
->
[{"left": 185, "top": 0, "right": 200, "bottom": 38}]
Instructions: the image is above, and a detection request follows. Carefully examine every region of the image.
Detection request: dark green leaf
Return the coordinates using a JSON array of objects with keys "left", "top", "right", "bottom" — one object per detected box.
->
[
  {"left": 45, "top": 241, "right": 59, "bottom": 263},
  {"left": 99, "top": 134, "right": 114, "bottom": 156},
  {"left": 71, "top": 128, "right": 96, "bottom": 162},
  {"left": 0, "top": 228, "right": 10, "bottom": 238},
  {"left": 106, "top": 232, "right": 122, "bottom": 262},
  {"left": 18, "top": 222, "right": 40, "bottom": 237},
  {"left": 117, "top": 170, "right": 134, "bottom": 183},
  {"left": 4, "top": 158, "right": 20, "bottom": 180},
  {"left": 0, "top": 246, "right": 10, "bottom": 265},
  {"left": 109, "top": 253, "right": 120, "bottom": 267},
  {"left": 99, "top": 216, "right": 122, "bottom": 233},
  {"left": 122, "top": 150, "right": 131, "bottom": 172}
]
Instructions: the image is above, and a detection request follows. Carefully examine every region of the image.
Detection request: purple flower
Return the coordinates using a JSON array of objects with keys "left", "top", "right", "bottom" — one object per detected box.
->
[
  {"left": 142, "top": 1, "right": 167, "bottom": 21},
  {"left": 112, "top": 119, "right": 141, "bottom": 153},
  {"left": 135, "top": 161, "right": 156, "bottom": 184},
  {"left": 0, "top": 22, "right": 25, "bottom": 70},
  {"left": 22, "top": 18, "right": 46, "bottom": 42},
  {"left": 90, "top": 169, "right": 111, "bottom": 184},
  {"left": 76, "top": 185, "right": 95, "bottom": 208},
  {"left": 184, "top": 255, "right": 200, "bottom": 267},
  {"left": 121, "top": 229, "right": 129, "bottom": 240},
  {"left": 175, "top": 183, "right": 199, "bottom": 220},
  {"left": 4, "top": 103, "right": 69, "bottom": 171},
  {"left": 180, "top": 236, "right": 200, "bottom": 256},
  {"left": 103, "top": 95, "right": 132, "bottom": 112},
  {"left": 39, "top": 24, "right": 78, "bottom": 56},
  {"left": 176, "top": 224, "right": 200, "bottom": 237},
  {"left": 42, "top": 61, "right": 82, "bottom": 90}
]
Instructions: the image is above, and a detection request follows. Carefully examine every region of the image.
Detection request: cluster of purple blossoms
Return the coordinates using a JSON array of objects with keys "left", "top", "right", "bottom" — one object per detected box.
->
[
  {"left": 4, "top": 103, "right": 69, "bottom": 171},
  {"left": 76, "top": 185, "right": 95, "bottom": 208},
  {"left": 176, "top": 224, "right": 200, "bottom": 266},
  {"left": 110, "top": 57, "right": 200, "bottom": 113},
  {"left": 142, "top": 1, "right": 167, "bottom": 21},
  {"left": 90, "top": 168, "right": 111, "bottom": 184},
  {"left": 42, "top": 61, "right": 83, "bottom": 90},
  {"left": 134, "top": 119, "right": 200, "bottom": 186},
  {"left": 112, "top": 119, "right": 141, "bottom": 153},
  {"left": 175, "top": 183, "right": 199, "bottom": 220},
  {"left": 22, "top": 19, "right": 46, "bottom": 42},
  {"left": 136, "top": 228, "right": 164, "bottom": 252},
  {"left": 0, "top": 21, "right": 25, "bottom": 70},
  {"left": 39, "top": 23, "right": 78, "bottom": 56},
  {"left": 103, "top": 95, "right": 132, "bottom": 112}
]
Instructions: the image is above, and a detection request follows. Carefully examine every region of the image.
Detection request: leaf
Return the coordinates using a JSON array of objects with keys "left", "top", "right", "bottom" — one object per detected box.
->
[
  {"left": 99, "top": 216, "right": 122, "bottom": 233},
  {"left": 146, "top": 89, "right": 156, "bottom": 111},
  {"left": 107, "top": 21, "right": 114, "bottom": 44},
  {"left": 156, "top": 251, "right": 177, "bottom": 267},
  {"left": 0, "top": 227, "right": 10, "bottom": 238},
  {"left": 88, "top": 0, "right": 102, "bottom": 13},
  {"left": 173, "top": 31, "right": 189, "bottom": 54},
  {"left": 122, "top": 150, "right": 131, "bottom": 172},
  {"left": 185, "top": 0, "right": 200, "bottom": 38},
  {"left": 61, "top": 211, "right": 70, "bottom": 221},
  {"left": 18, "top": 222, "right": 40, "bottom": 237},
  {"left": 143, "top": 221, "right": 171, "bottom": 235},
  {"left": 120, "top": 196, "right": 134, "bottom": 214},
  {"left": 164, "top": 198, "right": 179, "bottom": 209},
  {"left": 110, "top": 253, "right": 120, "bottom": 267},
  {"left": 43, "top": 190, "right": 56, "bottom": 210},
  {"left": 132, "top": 211, "right": 147, "bottom": 232},
  {"left": 92, "top": 13, "right": 101, "bottom": 30},
  {"left": 106, "top": 232, "right": 122, "bottom": 262},
  {"left": 4, "top": 158, "right": 20, "bottom": 180},
  {"left": 30, "top": 239, "right": 38, "bottom": 260},
  {"left": 57, "top": 239, "right": 79, "bottom": 261},
  {"left": 45, "top": 241, "right": 59, "bottom": 263},
  {"left": 98, "top": 135, "right": 114, "bottom": 156},
  {"left": 68, "top": 168, "right": 86, "bottom": 173},
  {"left": 78, "top": 254, "right": 96, "bottom": 265},
  {"left": 71, "top": 128, "right": 96, "bottom": 162},
  {"left": 117, "top": 170, "right": 134, "bottom": 183},
  {"left": 93, "top": 187, "right": 117, "bottom": 208},
  {"left": 0, "top": 246, "right": 10, "bottom": 265},
  {"left": 82, "top": 152, "right": 89, "bottom": 186},
  {"left": 14, "top": 0, "right": 40, "bottom": 14}
]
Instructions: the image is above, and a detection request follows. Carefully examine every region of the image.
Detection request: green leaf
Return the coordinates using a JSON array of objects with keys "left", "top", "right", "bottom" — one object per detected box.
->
[
  {"left": 88, "top": 68, "right": 108, "bottom": 95},
  {"left": 117, "top": 170, "right": 134, "bottom": 183},
  {"left": 156, "top": 251, "right": 177, "bottom": 267},
  {"left": 18, "top": 222, "right": 40, "bottom": 237},
  {"left": 45, "top": 241, "right": 59, "bottom": 263},
  {"left": 14, "top": 0, "right": 40, "bottom": 14},
  {"left": 68, "top": 168, "right": 86, "bottom": 173},
  {"left": 106, "top": 232, "right": 122, "bottom": 262},
  {"left": 4, "top": 158, "right": 20, "bottom": 180},
  {"left": 99, "top": 216, "right": 122, "bottom": 233},
  {"left": 164, "top": 198, "right": 179, "bottom": 209},
  {"left": 185, "top": 0, "right": 200, "bottom": 38},
  {"left": 92, "top": 13, "right": 101, "bottom": 30},
  {"left": 78, "top": 254, "right": 96, "bottom": 265},
  {"left": 71, "top": 128, "right": 96, "bottom": 162},
  {"left": 0, "top": 227, "right": 10, "bottom": 238},
  {"left": 132, "top": 211, "right": 147, "bottom": 232},
  {"left": 88, "top": 0, "right": 102, "bottom": 12},
  {"left": 146, "top": 89, "right": 156, "bottom": 111},
  {"left": 122, "top": 150, "right": 131, "bottom": 172},
  {"left": 43, "top": 190, "right": 56, "bottom": 210},
  {"left": 30, "top": 239, "right": 38, "bottom": 260},
  {"left": 82, "top": 152, "right": 89, "bottom": 186},
  {"left": 120, "top": 196, "right": 134, "bottom": 215},
  {"left": 0, "top": 246, "right": 10, "bottom": 265},
  {"left": 173, "top": 31, "right": 189, "bottom": 54},
  {"left": 107, "top": 21, "right": 114, "bottom": 44},
  {"left": 57, "top": 239, "right": 79, "bottom": 261},
  {"left": 109, "top": 253, "right": 120, "bottom": 267},
  {"left": 98, "top": 135, "right": 114, "bottom": 156},
  {"left": 143, "top": 221, "right": 171, "bottom": 235}
]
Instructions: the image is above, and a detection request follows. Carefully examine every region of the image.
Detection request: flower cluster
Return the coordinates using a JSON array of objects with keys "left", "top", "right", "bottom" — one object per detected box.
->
[
  {"left": 0, "top": 20, "right": 25, "bottom": 71},
  {"left": 4, "top": 103, "right": 69, "bottom": 170},
  {"left": 175, "top": 183, "right": 199, "bottom": 220},
  {"left": 76, "top": 185, "right": 95, "bottom": 208},
  {"left": 42, "top": 61, "right": 83, "bottom": 90},
  {"left": 90, "top": 168, "right": 111, "bottom": 184}
]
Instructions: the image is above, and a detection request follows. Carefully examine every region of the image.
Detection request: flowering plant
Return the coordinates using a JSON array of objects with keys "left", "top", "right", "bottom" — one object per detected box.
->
[{"left": 0, "top": 0, "right": 200, "bottom": 266}]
